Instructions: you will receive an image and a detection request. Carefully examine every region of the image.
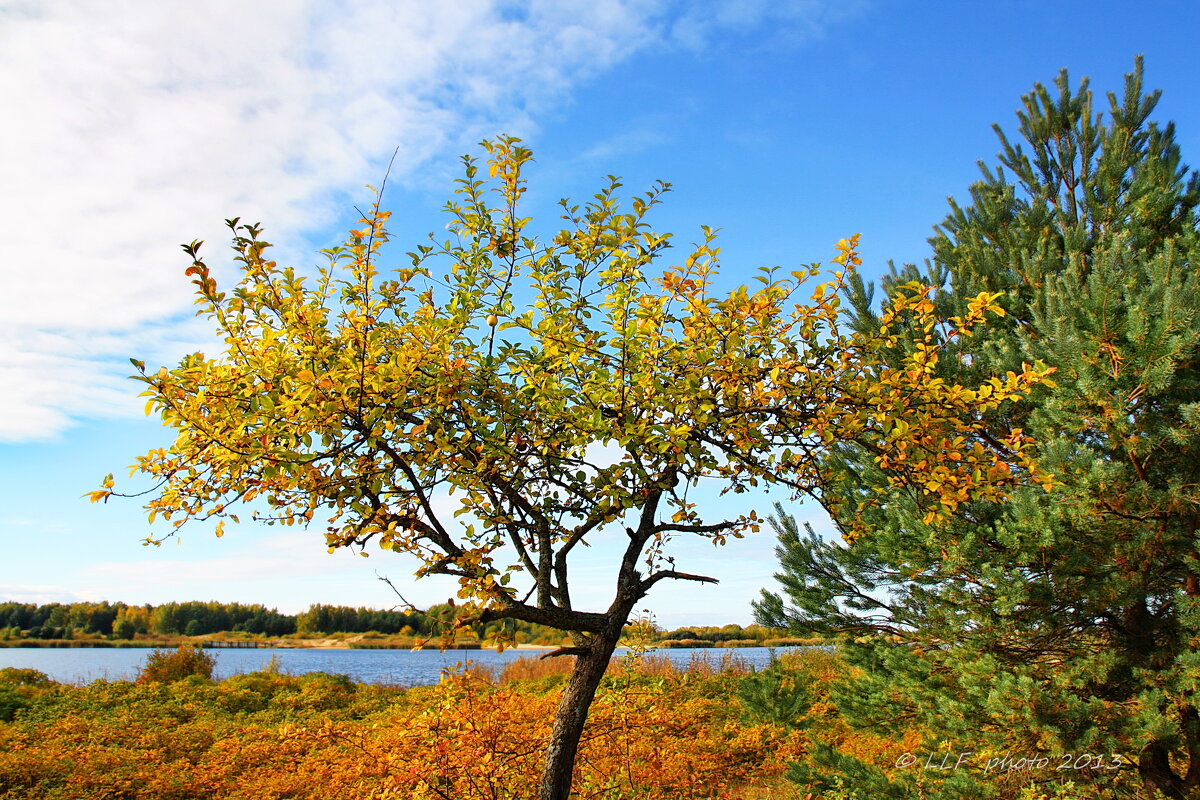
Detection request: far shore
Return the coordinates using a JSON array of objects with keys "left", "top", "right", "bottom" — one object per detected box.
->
[
  {"left": 296, "top": 639, "right": 560, "bottom": 650},
  {"left": 1, "top": 633, "right": 821, "bottom": 651},
  {"left": 0, "top": 638, "right": 564, "bottom": 650}
]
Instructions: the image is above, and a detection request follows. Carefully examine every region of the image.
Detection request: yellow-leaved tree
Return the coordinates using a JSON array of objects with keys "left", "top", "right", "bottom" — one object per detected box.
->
[{"left": 97, "top": 137, "right": 1052, "bottom": 800}]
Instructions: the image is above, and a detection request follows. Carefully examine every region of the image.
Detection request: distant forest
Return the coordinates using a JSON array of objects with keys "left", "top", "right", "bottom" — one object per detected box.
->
[{"left": 0, "top": 601, "right": 793, "bottom": 647}]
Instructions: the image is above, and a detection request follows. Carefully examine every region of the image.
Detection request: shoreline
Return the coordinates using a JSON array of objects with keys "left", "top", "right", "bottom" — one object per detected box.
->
[
  {"left": 0, "top": 639, "right": 563, "bottom": 651},
  {"left": 0, "top": 639, "right": 819, "bottom": 650}
]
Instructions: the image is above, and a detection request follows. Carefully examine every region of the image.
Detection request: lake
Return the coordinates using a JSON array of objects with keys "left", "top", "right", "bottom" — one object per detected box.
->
[{"left": 0, "top": 646, "right": 804, "bottom": 686}]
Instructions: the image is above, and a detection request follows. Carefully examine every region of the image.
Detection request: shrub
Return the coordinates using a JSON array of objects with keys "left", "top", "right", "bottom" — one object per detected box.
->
[
  {"left": 274, "top": 672, "right": 359, "bottom": 713},
  {"left": 0, "top": 684, "right": 29, "bottom": 722},
  {"left": 0, "top": 668, "right": 54, "bottom": 722},
  {"left": 136, "top": 644, "right": 216, "bottom": 683},
  {"left": 0, "top": 668, "right": 52, "bottom": 686}
]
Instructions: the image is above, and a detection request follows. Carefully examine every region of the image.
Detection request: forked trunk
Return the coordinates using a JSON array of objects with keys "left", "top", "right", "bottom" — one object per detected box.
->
[{"left": 540, "top": 633, "right": 621, "bottom": 800}]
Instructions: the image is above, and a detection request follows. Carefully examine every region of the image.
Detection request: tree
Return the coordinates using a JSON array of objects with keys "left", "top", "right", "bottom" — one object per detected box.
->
[
  {"left": 756, "top": 59, "right": 1200, "bottom": 799},
  {"left": 97, "top": 137, "right": 1049, "bottom": 800},
  {"left": 113, "top": 617, "right": 137, "bottom": 640}
]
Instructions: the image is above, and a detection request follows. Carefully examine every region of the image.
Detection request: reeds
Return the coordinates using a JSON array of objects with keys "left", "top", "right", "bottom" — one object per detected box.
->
[{"left": 486, "top": 648, "right": 754, "bottom": 686}]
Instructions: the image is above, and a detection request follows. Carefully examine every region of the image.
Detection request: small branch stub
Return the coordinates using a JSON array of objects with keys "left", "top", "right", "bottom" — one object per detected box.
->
[{"left": 540, "top": 646, "right": 589, "bottom": 660}]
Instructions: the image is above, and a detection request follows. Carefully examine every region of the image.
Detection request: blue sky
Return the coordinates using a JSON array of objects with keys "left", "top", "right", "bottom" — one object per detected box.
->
[{"left": 2, "top": 1, "right": 1198, "bottom": 628}]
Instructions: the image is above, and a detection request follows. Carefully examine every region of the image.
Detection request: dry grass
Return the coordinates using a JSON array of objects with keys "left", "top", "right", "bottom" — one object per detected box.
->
[
  {"left": 486, "top": 647, "right": 756, "bottom": 686},
  {"left": 608, "top": 648, "right": 753, "bottom": 678},
  {"left": 724, "top": 778, "right": 808, "bottom": 800},
  {"left": 497, "top": 653, "right": 576, "bottom": 683}
]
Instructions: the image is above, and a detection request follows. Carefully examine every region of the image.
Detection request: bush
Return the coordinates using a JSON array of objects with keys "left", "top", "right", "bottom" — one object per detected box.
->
[
  {"left": 274, "top": 672, "right": 358, "bottom": 712},
  {"left": 0, "top": 668, "right": 54, "bottom": 722},
  {"left": 136, "top": 644, "right": 216, "bottom": 683},
  {"left": 0, "top": 668, "right": 52, "bottom": 686},
  {"left": 0, "top": 684, "right": 28, "bottom": 721}
]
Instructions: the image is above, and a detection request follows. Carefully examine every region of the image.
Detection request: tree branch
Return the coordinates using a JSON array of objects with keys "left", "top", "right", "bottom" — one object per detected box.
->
[
  {"left": 477, "top": 599, "right": 608, "bottom": 633},
  {"left": 639, "top": 570, "right": 719, "bottom": 594},
  {"left": 539, "top": 646, "right": 588, "bottom": 660}
]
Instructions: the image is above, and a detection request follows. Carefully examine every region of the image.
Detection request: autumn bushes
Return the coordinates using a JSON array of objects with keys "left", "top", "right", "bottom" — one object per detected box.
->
[
  {"left": 3, "top": 644, "right": 1096, "bottom": 799},
  {"left": 0, "top": 664, "right": 411, "bottom": 800},
  {"left": 0, "top": 644, "right": 1127, "bottom": 800},
  {"left": 0, "top": 644, "right": 1034, "bottom": 799},
  {"left": 0, "top": 651, "right": 817, "bottom": 800}
]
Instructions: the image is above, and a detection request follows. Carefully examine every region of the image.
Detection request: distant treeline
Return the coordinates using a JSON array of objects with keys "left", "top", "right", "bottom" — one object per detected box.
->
[
  {"left": 0, "top": 601, "right": 794, "bottom": 646},
  {"left": 0, "top": 601, "right": 298, "bottom": 640},
  {"left": 651, "top": 624, "right": 803, "bottom": 646},
  {"left": 0, "top": 601, "right": 576, "bottom": 643}
]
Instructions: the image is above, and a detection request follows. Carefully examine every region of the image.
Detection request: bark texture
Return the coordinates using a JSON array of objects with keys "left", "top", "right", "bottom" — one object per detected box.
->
[{"left": 539, "top": 633, "right": 622, "bottom": 800}]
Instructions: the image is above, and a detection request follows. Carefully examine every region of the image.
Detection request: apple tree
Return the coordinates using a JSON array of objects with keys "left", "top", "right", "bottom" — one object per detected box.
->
[{"left": 98, "top": 137, "right": 1051, "bottom": 800}]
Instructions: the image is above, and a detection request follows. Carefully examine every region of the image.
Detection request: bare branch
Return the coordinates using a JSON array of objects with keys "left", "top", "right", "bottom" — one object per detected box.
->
[
  {"left": 639, "top": 570, "right": 719, "bottom": 594},
  {"left": 539, "top": 646, "right": 588, "bottom": 660},
  {"left": 651, "top": 520, "right": 739, "bottom": 536},
  {"left": 375, "top": 571, "right": 422, "bottom": 613}
]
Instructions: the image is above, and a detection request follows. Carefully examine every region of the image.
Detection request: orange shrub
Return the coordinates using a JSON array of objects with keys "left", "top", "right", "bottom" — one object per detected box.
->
[{"left": 137, "top": 644, "right": 216, "bottom": 683}]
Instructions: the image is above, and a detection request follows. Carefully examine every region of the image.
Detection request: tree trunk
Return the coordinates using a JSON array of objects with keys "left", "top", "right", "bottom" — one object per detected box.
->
[
  {"left": 1182, "top": 704, "right": 1200, "bottom": 791},
  {"left": 1122, "top": 598, "right": 1188, "bottom": 798},
  {"left": 1140, "top": 740, "right": 1186, "bottom": 800},
  {"left": 540, "top": 632, "right": 621, "bottom": 800}
]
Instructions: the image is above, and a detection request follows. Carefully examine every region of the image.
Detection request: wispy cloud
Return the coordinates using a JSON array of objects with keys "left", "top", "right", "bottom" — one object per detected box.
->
[
  {"left": 0, "top": 584, "right": 100, "bottom": 605},
  {"left": 668, "top": 0, "right": 870, "bottom": 51},
  {"left": 0, "top": 0, "right": 862, "bottom": 443},
  {"left": 579, "top": 127, "right": 674, "bottom": 163},
  {"left": 0, "top": 0, "right": 662, "bottom": 442},
  {"left": 81, "top": 532, "right": 353, "bottom": 585},
  {"left": 74, "top": 529, "right": 460, "bottom": 609}
]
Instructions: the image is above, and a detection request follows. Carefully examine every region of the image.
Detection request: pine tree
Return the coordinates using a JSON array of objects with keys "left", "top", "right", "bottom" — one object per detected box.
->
[{"left": 756, "top": 58, "right": 1200, "bottom": 799}]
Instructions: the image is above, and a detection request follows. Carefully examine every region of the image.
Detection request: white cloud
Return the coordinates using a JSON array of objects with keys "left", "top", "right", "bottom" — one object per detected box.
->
[
  {"left": 0, "top": 0, "right": 863, "bottom": 444},
  {"left": 0, "top": 0, "right": 664, "bottom": 442},
  {"left": 0, "top": 317, "right": 212, "bottom": 440}
]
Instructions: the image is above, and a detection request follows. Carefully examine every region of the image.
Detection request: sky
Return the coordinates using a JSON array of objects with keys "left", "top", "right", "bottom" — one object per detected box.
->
[{"left": 2, "top": 0, "right": 1198, "bottom": 629}]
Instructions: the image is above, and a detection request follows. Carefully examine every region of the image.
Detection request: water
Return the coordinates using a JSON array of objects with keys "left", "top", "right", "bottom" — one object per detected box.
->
[{"left": 0, "top": 646, "right": 803, "bottom": 686}]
